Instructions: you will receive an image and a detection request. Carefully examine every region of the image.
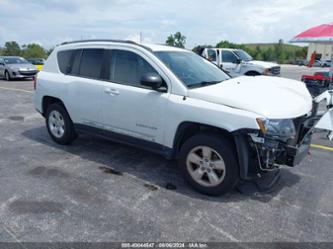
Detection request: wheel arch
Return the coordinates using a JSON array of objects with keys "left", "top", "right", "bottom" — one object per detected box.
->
[
  {"left": 172, "top": 121, "right": 236, "bottom": 157},
  {"left": 172, "top": 121, "right": 256, "bottom": 180},
  {"left": 244, "top": 70, "right": 261, "bottom": 76},
  {"left": 42, "top": 96, "right": 65, "bottom": 116}
]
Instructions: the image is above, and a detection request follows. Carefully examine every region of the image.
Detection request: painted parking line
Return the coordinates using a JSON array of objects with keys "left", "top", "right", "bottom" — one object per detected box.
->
[
  {"left": 0, "top": 86, "right": 33, "bottom": 93},
  {"left": 311, "top": 144, "right": 333, "bottom": 152}
]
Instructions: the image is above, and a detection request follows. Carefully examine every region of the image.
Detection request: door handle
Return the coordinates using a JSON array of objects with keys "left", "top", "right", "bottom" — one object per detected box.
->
[{"left": 104, "top": 88, "right": 119, "bottom": 96}]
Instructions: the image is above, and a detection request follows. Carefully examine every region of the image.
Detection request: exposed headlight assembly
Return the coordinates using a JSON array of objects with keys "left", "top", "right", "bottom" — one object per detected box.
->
[
  {"left": 256, "top": 118, "right": 296, "bottom": 141},
  {"left": 263, "top": 68, "right": 271, "bottom": 75}
]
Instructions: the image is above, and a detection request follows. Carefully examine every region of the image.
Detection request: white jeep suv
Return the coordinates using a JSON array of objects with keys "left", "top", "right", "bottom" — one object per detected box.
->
[{"left": 33, "top": 40, "right": 328, "bottom": 196}]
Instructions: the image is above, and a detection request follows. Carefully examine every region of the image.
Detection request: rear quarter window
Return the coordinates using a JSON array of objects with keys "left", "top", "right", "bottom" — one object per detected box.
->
[{"left": 57, "top": 50, "right": 73, "bottom": 74}]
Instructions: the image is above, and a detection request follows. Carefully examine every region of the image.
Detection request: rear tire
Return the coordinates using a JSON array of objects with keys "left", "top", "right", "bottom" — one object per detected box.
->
[
  {"left": 178, "top": 133, "right": 239, "bottom": 196},
  {"left": 46, "top": 103, "right": 77, "bottom": 145}
]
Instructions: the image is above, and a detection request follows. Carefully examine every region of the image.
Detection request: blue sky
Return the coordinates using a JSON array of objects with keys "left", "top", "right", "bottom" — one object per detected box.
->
[{"left": 0, "top": 0, "right": 332, "bottom": 48}]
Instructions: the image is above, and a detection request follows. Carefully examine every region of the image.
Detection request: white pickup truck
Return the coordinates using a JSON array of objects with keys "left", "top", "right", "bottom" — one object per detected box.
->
[{"left": 201, "top": 48, "right": 280, "bottom": 77}]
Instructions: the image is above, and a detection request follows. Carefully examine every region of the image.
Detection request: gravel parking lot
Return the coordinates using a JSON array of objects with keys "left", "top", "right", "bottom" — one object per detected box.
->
[{"left": 0, "top": 65, "right": 332, "bottom": 242}]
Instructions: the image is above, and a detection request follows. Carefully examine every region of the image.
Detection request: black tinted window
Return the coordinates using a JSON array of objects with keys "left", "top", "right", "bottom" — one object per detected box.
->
[
  {"left": 222, "top": 50, "right": 237, "bottom": 63},
  {"left": 57, "top": 50, "right": 73, "bottom": 74},
  {"left": 110, "top": 50, "right": 158, "bottom": 86},
  {"left": 79, "top": 49, "right": 104, "bottom": 79},
  {"left": 71, "top": 49, "right": 82, "bottom": 75}
]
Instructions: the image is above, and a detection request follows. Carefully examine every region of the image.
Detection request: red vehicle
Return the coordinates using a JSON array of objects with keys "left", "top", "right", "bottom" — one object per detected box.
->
[{"left": 301, "top": 71, "right": 332, "bottom": 96}]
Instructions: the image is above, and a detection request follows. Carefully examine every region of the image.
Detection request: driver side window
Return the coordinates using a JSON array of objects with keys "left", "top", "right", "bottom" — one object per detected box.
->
[
  {"left": 222, "top": 51, "right": 237, "bottom": 63},
  {"left": 108, "top": 50, "right": 162, "bottom": 88}
]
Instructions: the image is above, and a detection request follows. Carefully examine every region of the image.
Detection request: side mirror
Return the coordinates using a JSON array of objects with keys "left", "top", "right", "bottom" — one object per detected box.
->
[
  {"left": 140, "top": 72, "right": 163, "bottom": 90},
  {"left": 0, "top": 62, "right": 4, "bottom": 66},
  {"left": 234, "top": 58, "right": 241, "bottom": 64}
]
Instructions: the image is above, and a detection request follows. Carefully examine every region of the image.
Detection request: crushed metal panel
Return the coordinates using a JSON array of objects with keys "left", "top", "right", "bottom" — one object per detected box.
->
[
  {"left": 314, "top": 90, "right": 333, "bottom": 106},
  {"left": 313, "top": 90, "right": 333, "bottom": 140},
  {"left": 315, "top": 108, "right": 333, "bottom": 131}
]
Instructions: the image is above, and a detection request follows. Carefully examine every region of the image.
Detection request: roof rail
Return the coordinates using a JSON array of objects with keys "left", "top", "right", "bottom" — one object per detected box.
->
[{"left": 60, "top": 39, "right": 137, "bottom": 46}]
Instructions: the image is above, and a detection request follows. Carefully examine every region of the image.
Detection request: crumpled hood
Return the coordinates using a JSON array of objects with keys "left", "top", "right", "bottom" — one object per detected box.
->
[
  {"left": 187, "top": 76, "right": 313, "bottom": 119},
  {"left": 8, "top": 63, "right": 36, "bottom": 70},
  {"left": 244, "top": 60, "right": 279, "bottom": 69}
]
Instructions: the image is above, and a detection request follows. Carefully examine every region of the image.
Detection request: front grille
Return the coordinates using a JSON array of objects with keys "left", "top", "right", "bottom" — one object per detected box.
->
[
  {"left": 271, "top": 66, "right": 280, "bottom": 75},
  {"left": 19, "top": 70, "right": 37, "bottom": 76}
]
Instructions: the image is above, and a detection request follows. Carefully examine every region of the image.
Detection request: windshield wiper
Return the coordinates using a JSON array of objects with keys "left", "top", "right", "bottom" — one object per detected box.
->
[{"left": 188, "top": 80, "right": 222, "bottom": 88}]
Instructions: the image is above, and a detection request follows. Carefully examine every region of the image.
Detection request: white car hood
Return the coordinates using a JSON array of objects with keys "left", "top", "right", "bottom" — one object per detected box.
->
[
  {"left": 188, "top": 76, "right": 313, "bottom": 119},
  {"left": 244, "top": 60, "right": 278, "bottom": 69}
]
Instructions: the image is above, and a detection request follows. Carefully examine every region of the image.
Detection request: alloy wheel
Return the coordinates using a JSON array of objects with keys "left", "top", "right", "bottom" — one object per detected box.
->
[
  {"left": 48, "top": 110, "right": 65, "bottom": 138},
  {"left": 186, "top": 146, "right": 226, "bottom": 187}
]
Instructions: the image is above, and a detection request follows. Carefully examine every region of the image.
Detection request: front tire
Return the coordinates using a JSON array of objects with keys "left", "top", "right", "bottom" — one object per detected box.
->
[
  {"left": 178, "top": 133, "right": 239, "bottom": 196},
  {"left": 5, "top": 71, "right": 11, "bottom": 81},
  {"left": 46, "top": 103, "right": 77, "bottom": 145}
]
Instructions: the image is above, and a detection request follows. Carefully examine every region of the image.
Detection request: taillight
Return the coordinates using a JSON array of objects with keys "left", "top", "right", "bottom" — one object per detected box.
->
[{"left": 33, "top": 75, "right": 37, "bottom": 90}]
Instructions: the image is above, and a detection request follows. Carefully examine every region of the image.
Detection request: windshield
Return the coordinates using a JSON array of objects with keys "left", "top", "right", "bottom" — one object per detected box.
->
[
  {"left": 3, "top": 57, "right": 29, "bottom": 64},
  {"left": 234, "top": 49, "right": 253, "bottom": 61},
  {"left": 28, "top": 59, "right": 44, "bottom": 65},
  {"left": 154, "top": 51, "right": 230, "bottom": 88}
]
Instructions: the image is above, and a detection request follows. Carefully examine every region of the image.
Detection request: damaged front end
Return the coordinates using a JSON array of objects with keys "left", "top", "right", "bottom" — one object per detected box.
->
[
  {"left": 235, "top": 90, "right": 333, "bottom": 179},
  {"left": 248, "top": 116, "right": 313, "bottom": 172}
]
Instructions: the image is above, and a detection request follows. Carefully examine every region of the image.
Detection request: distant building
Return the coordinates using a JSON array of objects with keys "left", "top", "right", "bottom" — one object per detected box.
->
[{"left": 307, "top": 43, "right": 333, "bottom": 61}]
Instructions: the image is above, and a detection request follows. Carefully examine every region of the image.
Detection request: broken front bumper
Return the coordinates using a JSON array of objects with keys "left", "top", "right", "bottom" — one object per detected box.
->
[{"left": 233, "top": 90, "right": 332, "bottom": 180}]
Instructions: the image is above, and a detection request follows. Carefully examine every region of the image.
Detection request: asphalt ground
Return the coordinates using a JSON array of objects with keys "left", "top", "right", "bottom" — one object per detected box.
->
[{"left": 0, "top": 65, "right": 332, "bottom": 242}]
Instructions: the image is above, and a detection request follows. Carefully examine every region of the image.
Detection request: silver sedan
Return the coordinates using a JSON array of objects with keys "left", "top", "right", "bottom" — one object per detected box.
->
[{"left": 0, "top": 56, "right": 38, "bottom": 80}]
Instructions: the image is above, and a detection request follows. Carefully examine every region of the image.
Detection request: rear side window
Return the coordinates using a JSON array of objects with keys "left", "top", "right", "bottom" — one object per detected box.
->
[
  {"left": 57, "top": 50, "right": 72, "bottom": 74},
  {"left": 79, "top": 49, "right": 104, "bottom": 79}
]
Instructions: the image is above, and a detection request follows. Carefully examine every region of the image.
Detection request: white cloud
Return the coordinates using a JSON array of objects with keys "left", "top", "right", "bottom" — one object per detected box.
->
[
  {"left": 0, "top": 0, "right": 331, "bottom": 48},
  {"left": 126, "top": 33, "right": 152, "bottom": 43}
]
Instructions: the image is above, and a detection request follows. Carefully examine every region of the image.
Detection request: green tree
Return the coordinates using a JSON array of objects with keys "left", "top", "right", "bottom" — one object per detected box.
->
[
  {"left": 262, "top": 47, "right": 274, "bottom": 61},
  {"left": 295, "top": 47, "right": 307, "bottom": 59},
  {"left": 166, "top": 32, "right": 186, "bottom": 48},
  {"left": 216, "top": 40, "right": 245, "bottom": 49},
  {"left": 274, "top": 39, "right": 285, "bottom": 63},
  {"left": 192, "top": 45, "right": 212, "bottom": 54},
  {"left": 21, "top": 43, "right": 47, "bottom": 58},
  {"left": 3, "top": 41, "right": 21, "bottom": 56},
  {"left": 252, "top": 45, "right": 262, "bottom": 60},
  {"left": 46, "top": 47, "right": 54, "bottom": 56}
]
